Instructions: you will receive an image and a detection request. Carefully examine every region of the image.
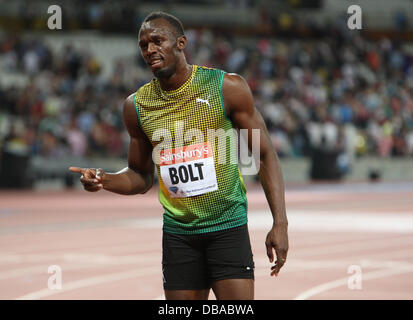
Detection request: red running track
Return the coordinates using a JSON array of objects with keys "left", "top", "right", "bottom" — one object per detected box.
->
[{"left": 1, "top": 182, "right": 413, "bottom": 300}]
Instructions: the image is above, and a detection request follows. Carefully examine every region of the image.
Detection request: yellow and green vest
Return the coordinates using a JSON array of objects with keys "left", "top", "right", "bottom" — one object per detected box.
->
[{"left": 134, "top": 65, "right": 247, "bottom": 234}]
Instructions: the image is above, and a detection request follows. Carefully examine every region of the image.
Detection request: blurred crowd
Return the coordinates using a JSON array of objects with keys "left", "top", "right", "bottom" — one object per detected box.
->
[
  {"left": 1, "top": 16, "right": 413, "bottom": 170},
  {"left": 0, "top": 36, "right": 150, "bottom": 160}
]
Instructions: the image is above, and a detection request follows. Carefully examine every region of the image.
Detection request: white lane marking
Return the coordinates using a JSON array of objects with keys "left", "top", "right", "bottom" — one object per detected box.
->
[
  {"left": 0, "top": 240, "right": 161, "bottom": 263},
  {"left": 253, "top": 258, "right": 413, "bottom": 270},
  {"left": 16, "top": 266, "right": 158, "bottom": 300},
  {"left": 247, "top": 210, "right": 413, "bottom": 233},
  {"left": 293, "top": 266, "right": 413, "bottom": 300},
  {"left": 357, "top": 247, "right": 413, "bottom": 260},
  {"left": 253, "top": 256, "right": 413, "bottom": 280},
  {"left": 0, "top": 252, "right": 161, "bottom": 286},
  {"left": 290, "top": 234, "right": 413, "bottom": 258},
  {"left": 3, "top": 209, "right": 413, "bottom": 237},
  {"left": 118, "top": 210, "right": 413, "bottom": 233},
  {"left": 0, "top": 265, "right": 78, "bottom": 281},
  {"left": 0, "top": 252, "right": 160, "bottom": 266}
]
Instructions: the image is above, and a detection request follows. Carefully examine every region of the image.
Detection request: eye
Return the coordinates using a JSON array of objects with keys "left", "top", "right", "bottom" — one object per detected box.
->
[{"left": 154, "top": 38, "right": 162, "bottom": 45}]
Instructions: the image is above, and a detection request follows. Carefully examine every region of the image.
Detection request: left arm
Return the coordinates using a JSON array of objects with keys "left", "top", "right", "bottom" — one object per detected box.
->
[{"left": 223, "top": 73, "right": 289, "bottom": 277}]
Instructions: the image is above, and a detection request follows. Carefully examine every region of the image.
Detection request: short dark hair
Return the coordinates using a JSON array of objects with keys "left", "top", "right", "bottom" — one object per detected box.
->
[{"left": 142, "top": 11, "right": 185, "bottom": 37}]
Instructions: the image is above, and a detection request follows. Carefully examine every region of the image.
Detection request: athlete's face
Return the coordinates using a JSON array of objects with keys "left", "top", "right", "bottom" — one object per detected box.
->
[{"left": 138, "top": 19, "right": 186, "bottom": 78}]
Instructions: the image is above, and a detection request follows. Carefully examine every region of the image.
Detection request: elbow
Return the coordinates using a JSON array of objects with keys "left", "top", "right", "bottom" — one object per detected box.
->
[
  {"left": 126, "top": 167, "right": 154, "bottom": 195},
  {"left": 139, "top": 183, "right": 153, "bottom": 195},
  {"left": 138, "top": 173, "right": 154, "bottom": 194}
]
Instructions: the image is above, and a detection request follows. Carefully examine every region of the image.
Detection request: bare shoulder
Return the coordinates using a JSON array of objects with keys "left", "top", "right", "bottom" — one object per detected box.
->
[
  {"left": 223, "top": 72, "right": 250, "bottom": 92},
  {"left": 122, "top": 93, "right": 141, "bottom": 137},
  {"left": 124, "top": 93, "right": 136, "bottom": 115},
  {"left": 222, "top": 73, "right": 254, "bottom": 116}
]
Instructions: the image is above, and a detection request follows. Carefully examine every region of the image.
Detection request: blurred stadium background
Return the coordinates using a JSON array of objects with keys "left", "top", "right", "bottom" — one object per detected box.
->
[
  {"left": 1, "top": 0, "right": 413, "bottom": 300},
  {"left": 2, "top": 0, "right": 413, "bottom": 188}
]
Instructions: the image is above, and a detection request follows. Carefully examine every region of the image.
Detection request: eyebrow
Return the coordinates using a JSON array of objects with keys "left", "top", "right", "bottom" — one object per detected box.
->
[{"left": 139, "top": 33, "right": 168, "bottom": 46}]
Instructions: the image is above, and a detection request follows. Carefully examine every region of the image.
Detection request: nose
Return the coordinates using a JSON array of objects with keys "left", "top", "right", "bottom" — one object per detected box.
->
[{"left": 147, "top": 42, "right": 157, "bottom": 54}]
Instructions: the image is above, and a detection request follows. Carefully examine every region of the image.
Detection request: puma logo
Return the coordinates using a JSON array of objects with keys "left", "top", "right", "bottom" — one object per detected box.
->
[{"left": 196, "top": 95, "right": 210, "bottom": 107}]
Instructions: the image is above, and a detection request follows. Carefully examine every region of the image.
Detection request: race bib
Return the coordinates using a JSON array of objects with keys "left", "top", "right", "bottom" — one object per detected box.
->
[{"left": 160, "top": 142, "right": 218, "bottom": 198}]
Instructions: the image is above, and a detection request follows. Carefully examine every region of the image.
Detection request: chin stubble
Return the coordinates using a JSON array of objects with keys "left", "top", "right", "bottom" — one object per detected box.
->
[{"left": 154, "top": 64, "right": 176, "bottom": 79}]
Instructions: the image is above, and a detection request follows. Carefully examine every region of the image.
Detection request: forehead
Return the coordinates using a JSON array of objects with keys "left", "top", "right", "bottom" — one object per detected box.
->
[{"left": 138, "top": 18, "right": 176, "bottom": 40}]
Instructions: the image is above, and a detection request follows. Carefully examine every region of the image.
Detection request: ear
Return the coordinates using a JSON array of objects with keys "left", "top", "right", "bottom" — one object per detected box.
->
[{"left": 176, "top": 35, "right": 187, "bottom": 51}]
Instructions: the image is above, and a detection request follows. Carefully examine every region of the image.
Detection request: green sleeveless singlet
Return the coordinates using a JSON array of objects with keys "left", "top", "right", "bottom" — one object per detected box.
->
[{"left": 134, "top": 65, "right": 247, "bottom": 234}]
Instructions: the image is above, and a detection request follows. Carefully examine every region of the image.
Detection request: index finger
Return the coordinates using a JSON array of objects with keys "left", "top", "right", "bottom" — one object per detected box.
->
[{"left": 69, "top": 167, "right": 85, "bottom": 174}]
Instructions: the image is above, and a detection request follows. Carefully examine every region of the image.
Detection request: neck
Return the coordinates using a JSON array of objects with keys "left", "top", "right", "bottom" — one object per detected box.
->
[{"left": 157, "top": 59, "right": 192, "bottom": 91}]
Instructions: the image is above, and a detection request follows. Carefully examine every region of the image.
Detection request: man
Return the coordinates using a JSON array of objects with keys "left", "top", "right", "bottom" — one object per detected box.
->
[{"left": 70, "top": 11, "right": 288, "bottom": 300}]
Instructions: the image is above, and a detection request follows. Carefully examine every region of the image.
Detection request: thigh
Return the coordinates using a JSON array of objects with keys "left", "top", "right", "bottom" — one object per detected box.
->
[
  {"left": 162, "top": 231, "right": 210, "bottom": 292},
  {"left": 206, "top": 224, "right": 255, "bottom": 299},
  {"left": 165, "top": 289, "right": 210, "bottom": 300},
  {"left": 211, "top": 278, "right": 254, "bottom": 300}
]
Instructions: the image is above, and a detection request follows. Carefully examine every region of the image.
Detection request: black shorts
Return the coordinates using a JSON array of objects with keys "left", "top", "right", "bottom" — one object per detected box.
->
[{"left": 162, "top": 224, "right": 255, "bottom": 290}]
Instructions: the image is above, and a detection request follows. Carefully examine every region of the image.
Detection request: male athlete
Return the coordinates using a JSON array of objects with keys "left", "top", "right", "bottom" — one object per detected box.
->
[{"left": 70, "top": 12, "right": 288, "bottom": 300}]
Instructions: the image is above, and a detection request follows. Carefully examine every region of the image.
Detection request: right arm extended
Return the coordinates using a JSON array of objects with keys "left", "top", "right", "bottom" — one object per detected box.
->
[{"left": 69, "top": 94, "right": 154, "bottom": 195}]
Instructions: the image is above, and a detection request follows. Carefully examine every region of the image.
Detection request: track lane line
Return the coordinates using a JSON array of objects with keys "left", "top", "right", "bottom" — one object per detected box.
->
[
  {"left": 16, "top": 266, "right": 159, "bottom": 300},
  {"left": 293, "top": 266, "right": 413, "bottom": 300}
]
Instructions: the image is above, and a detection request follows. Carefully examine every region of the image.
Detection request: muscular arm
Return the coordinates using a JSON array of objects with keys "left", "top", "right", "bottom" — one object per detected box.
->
[
  {"left": 70, "top": 94, "right": 154, "bottom": 195},
  {"left": 102, "top": 94, "right": 154, "bottom": 195},
  {"left": 223, "top": 73, "right": 288, "bottom": 276}
]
